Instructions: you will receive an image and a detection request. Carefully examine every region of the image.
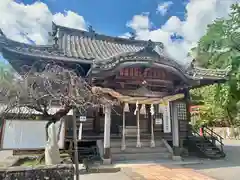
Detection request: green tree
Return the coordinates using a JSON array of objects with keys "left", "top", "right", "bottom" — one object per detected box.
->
[
  {"left": 0, "top": 61, "right": 15, "bottom": 85},
  {"left": 190, "top": 85, "right": 225, "bottom": 127},
  {"left": 191, "top": 3, "right": 240, "bottom": 127}
]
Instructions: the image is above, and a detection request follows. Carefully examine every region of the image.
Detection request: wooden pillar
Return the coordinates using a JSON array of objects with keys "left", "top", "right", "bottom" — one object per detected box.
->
[
  {"left": 184, "top": 89, "right": 191, "bottom": 136},
  {"left": 172, "top": 102, "right": 181, "bottom": 157},
  {"left": 150, "top": 114, "right": 155, "bottom": 147},
  {"left": 103, "top": 104, "right": 111, "bottom": 163},
  {"left": 150, "top": 104, "right": 155, "bottom": 147},
  {"left": 136, "top": 109, "right": 142, "bottom": 147},
  {"left": 121, "top": 108, "right": 126, "bottom": 151}
]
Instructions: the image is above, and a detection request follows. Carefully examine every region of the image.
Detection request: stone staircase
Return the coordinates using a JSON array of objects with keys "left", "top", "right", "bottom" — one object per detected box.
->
[
  {"left": 188, "top": 126, "right": 226, "bottom": 159},
  {"left": 111, "top": 139, "right": 171, "bottom": 162},
  {"left": 188, "top": 136, "right": 225, "bottom": 159}
]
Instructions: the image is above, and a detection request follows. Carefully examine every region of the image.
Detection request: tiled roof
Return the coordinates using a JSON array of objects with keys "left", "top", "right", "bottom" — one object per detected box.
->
[
  {"left": 0, "top": 24, "right": 230, "bottom": 83},
  {"left": 59, "top": 31, "right": 144, "bottom": 60},
  {"left": 54, "top": 24, "right": 190, "bottom": 74},
  {"left": 55, "top": 24, "right": 163, "bottom": 61},
  {"left": 3, "top": 45, "right": 64, "bottom": 58},
  {"left": 187, "top": 66, "right": 231, "bottom": 79}
]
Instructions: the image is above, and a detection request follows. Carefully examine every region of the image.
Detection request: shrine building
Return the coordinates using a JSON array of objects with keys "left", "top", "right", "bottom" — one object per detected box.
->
[{"left": 0, "top": 23, "right": 229, "bottom": 162}]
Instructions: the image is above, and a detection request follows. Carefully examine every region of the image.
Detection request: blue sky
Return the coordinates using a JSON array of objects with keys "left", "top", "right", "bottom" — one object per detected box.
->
[
  {"left": 17, "top": 0, "right": 187, "bottom": 36},
  {"left": 0, "top": 0, "right": 237, "bottom": 64}
]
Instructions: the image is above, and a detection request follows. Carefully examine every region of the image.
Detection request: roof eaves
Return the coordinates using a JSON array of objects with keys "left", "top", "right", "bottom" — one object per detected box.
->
[
  {"left": 186, "top": 65, "right": 230, "bottom": 81},
  {"left": 2, "top": 46, "right": 93, "bottom": 64}
]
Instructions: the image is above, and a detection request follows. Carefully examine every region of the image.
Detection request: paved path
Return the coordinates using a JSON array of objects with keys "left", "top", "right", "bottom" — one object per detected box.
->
[
  {"left": 80, "top": 140, "right": 240, "bottom": 180},
  {"left": 80, "top": 165, "right": 215, "bottom": 180},
  {"left": 79, "top": 171, "right": 132, "bottom": 180},
  {"left": 182, "top": 140, "right": 240, "bottom": 180},
  {"left": 129, "top": 165, "right": 215, "bottom": 180}
]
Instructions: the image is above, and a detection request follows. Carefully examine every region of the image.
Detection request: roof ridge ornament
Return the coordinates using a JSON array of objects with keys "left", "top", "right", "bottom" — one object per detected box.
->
[
  {"left": 51, "top": 22, "right": 59, "bottom": 48},
  {"left": 146, "top": 40, "right": 155, "bottom": 51},
  {"left": 129, "top": 32, "right": 136, "bottom": 40},
  {"left": 141, "top": 40, "right": 164, "bottom": 55},
  {"left": 0, "top": 29, "right": 5, "bottom": 37},
  {"left": 88, "top": 25, "right": 96, "bottom": 38}
]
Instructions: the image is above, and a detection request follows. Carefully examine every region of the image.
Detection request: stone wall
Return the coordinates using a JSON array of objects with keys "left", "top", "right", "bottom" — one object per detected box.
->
[
  {"left": 212, "top": 127, "right": 240, "bottom": 139},
  {"left": 0, "top": 164, "right": 74, "bottom": 180}
]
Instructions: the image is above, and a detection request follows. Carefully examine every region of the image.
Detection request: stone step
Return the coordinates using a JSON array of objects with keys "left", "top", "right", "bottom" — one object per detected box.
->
[
  {"left": 205, "top": 147, "right": 219, "bottom": 151},
  {"left": 82, "top": 124, "right": 93, "bottom": 128},
  {"left": 82, "top": 121, "right": 94, "bottom": 125},
  {"left": 111, "top": 139, "right": 164, "bottom": 148},
  {"left": 82, "top": 121, "right": 94, "bottom": 129},
  {"left": 111, "top": 146, "right": 169, "bottom": 154},
  {"left": 196, "top": 143, "right": 214, "bottom": 148},
  {"left": 112, "top": 152, "right": 171, "bottom": 161},
  {"left": 204, "top": 149, "right": 221, "bottom": 154},
  {"left": 77, "top": 118, "right": 94, "bottom": 123}
]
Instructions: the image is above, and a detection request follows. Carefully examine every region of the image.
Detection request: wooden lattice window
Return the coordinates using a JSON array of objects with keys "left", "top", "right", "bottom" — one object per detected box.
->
[{"left": 176, "top": 102, "right": 187, "bottom": 120}]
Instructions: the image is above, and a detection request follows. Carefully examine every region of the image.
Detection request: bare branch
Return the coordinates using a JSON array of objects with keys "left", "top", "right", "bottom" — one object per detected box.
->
[{"left": 0, "top": 62, "right": 115, "bottom": 122}]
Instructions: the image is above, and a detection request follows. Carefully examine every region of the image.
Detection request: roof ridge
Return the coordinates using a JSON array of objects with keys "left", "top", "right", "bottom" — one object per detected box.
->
[{"left": 53, "top": 22, "right": 155, "bottom": 46}]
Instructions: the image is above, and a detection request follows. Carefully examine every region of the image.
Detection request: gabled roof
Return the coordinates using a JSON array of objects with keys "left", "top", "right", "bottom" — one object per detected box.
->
[
  {"left": 55, "top": 23, "right": 145, "bottom": 60},
  {"left": 53, "top": 23, "right": 173, "bottom": 63},
  {"left": 0, "top": 23, "right": 182, "bottom": 67},
  {"left": 0, "top": 23, "right": 231, "bottom": 86}
]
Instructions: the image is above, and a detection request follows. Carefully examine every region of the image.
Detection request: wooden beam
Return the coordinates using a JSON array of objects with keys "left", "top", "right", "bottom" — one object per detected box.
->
[{"left": 102, "top": 81, "right": 173, "bottom": 89}]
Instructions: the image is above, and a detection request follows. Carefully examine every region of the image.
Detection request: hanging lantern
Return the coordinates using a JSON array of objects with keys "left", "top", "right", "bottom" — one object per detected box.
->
[
  {"left": 134, "top": 101, "right": 139, "bottom": 115},
  {"left": 140, "top": 104, "right": 146, "bottom": 115},
  {"left": 150, "top": 104, "right": 155, "bottom": 115},
  {"left": 123, "top": 103, "right": 130, "bottom": 112}
]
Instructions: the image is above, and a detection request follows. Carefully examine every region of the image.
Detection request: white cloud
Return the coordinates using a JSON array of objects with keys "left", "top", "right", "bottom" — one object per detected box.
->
[
  {"left": 53, "top": 11, "right": 86, "bottom": 31},
  {"left": 157, "top": 1, "right": 173, "bottom": 16},
  {"left": 161, "top": 16, "right": 182, "bottom": 33},
  {"left": 0, "top": 0, "right": 86, "bottom": 45},
  {"left": 119, "top": 32, "right": 132, "bottom": 39},
  {"left": 126, "top": 0, "right": 239, "bottom": 66},
  {"left": 127, "top": 14, "right": 151, "bottom": 31}
]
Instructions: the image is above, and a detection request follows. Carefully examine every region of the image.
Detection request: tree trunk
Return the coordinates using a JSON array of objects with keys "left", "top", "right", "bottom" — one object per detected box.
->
[{"left": 45, "top": 121, "right": 61, "bottom": 165}]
